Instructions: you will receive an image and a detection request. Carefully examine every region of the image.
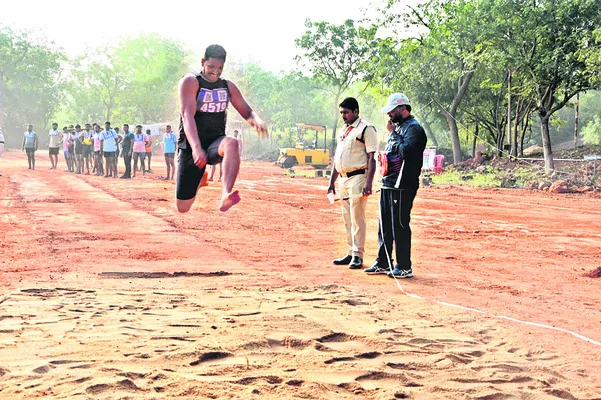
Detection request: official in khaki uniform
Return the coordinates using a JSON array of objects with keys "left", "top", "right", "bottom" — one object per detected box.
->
[{"left": 327, "top": 97, "right": 378, "bottom": 269}]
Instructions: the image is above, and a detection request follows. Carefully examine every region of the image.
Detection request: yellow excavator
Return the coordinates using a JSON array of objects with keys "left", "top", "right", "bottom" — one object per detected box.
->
[{"left": 276, "top": 124, "right": 330, "bottom": 168}]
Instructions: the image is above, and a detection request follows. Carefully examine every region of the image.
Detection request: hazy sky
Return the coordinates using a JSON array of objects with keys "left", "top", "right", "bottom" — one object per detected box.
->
[{"left": 1, "top": 0, "right": 387, "bottom": 73}]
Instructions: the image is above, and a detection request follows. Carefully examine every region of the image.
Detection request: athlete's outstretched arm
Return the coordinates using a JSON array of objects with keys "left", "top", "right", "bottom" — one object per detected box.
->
[
  {"left": 227, "top": 81, "right": 268, "bottom": 137},
  {"left": 178, "top": 74, "right": 206, "bottom": 168}
]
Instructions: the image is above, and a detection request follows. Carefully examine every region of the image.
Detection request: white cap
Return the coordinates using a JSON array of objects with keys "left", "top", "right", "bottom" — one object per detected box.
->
[{"left": 380, "top": 93, "right": 411, "bottom": 113}]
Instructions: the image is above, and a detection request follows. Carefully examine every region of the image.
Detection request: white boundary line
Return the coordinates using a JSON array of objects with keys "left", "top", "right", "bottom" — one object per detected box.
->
[{"left": 377, "top": 194, "right": 601, "bottom": 347}]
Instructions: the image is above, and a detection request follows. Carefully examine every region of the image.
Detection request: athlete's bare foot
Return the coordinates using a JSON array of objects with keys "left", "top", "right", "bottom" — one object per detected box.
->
[
  {"left": 219, "top": 190, "right": 240, "bottom": 212},
  {"left": 199, "top": 170, "right": 209, "bottom": 188}
]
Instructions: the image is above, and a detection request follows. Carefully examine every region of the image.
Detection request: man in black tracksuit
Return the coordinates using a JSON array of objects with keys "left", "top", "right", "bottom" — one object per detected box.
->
[{"left": 364, "top": 93, "right": 427, "bottom": 278}]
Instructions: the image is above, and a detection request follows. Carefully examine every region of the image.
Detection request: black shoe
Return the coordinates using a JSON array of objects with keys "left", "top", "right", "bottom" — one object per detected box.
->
[
  {"left": 349, "top": 256, "right": 363, "bottom": 269},
  {"left": 364, "top": 262, "right": 390, "bottom": 275},
  {"left": 388, "top": 267, "right": 413, "bottom": 279},
  {"left": 120, "top": 175, "right": 131, "bottom": 179},
  {"left": 333, "top": 255, "right": 353, "bottom": 265}
]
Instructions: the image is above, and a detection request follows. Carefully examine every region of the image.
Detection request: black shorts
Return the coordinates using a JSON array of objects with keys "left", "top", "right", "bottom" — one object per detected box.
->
[
  {"left": 75, "top": 145, "right": 83, "bottom": 155},
  {"left": 115, "top": 148, "right": 120, "bottom": 157},
  {"left": 176, "top": 136, "right": 225, "bottom": 200},
  {"left": 83, "top": 145, "right": 92, "bottom": 156},
  {"left": 133, "top": 151, "right": 145, "bottom": 160},
  {"left": 94, "top": 150, "right": 101, "bottom": 156},
  {"left": 49, "top": 147, "right": 59, "bottom": 155},
  {"left": 25, "top": 148, "right": 36, "bottom": 155},
  {"left": 104, "top": 151, "right": 115, "bottom": 158},
  {"left": 164, "top": 152, "right": 175, "bottom": 160}
]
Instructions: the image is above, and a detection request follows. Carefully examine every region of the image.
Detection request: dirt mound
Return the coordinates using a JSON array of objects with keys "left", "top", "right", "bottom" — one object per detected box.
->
[{"left": 584, "top": 267, "right": 601, "bottom": 278}]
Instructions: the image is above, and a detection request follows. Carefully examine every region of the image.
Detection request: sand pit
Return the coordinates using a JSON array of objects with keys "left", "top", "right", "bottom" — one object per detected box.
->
[{"left": 0, "top": 152, "right": 600, "bottom": 398}]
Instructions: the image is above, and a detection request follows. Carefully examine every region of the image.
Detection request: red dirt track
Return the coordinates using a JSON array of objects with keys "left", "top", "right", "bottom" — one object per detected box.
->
[{"left": 1, "top": 151, "right": 601, "bottom": 397}]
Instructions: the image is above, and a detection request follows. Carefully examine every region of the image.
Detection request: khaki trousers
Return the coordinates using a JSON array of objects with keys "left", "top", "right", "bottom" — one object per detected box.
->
[{"left": 338, "top": 173, "right": 368, "bottom": 257}]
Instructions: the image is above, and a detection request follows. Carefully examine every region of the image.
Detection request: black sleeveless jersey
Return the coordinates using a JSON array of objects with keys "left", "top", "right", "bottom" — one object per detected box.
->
[{"left": 178, "top": 73, "right": 230, "bottom": 149}]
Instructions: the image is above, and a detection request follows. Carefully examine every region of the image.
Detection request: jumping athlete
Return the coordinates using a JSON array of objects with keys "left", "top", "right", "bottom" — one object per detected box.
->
[{"left": 177, "top": 44, "right": 267, "bottom": 213}]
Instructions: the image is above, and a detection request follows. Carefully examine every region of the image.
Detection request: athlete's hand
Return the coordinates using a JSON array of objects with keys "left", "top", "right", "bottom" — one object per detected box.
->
[
  {"left": 327, "top": 184, "right": 336, "bottom": 195},
  {"left": 192, "top": 146, "right": 207, "bottom": 169},
  {"left": 249, "top": 115, "right": 268, "bottom": 138}
]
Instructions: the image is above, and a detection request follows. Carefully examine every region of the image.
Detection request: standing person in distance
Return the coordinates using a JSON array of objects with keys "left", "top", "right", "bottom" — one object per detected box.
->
[
  {"left": 22, "top": 124, "right": 38, "bottom": 170},
  {"left": 120, "top": 123, "right": 134, "bottom": 179},
  {"left": 132, "top": 125, "right": 148, "bottom": 178},
  {"left": 145, "top": 129, "right": 153, "bottom": 173},
  {"left": 67, "top": 126, "right": 75, "bottom": 172},
  {"left": 93, "top": 124, "right": 104, "bottom": 176},
  {"left": 233, "top": 129, "right": 243, "bottom": 155},
  {"left": 327, "top": 97, "right": 378, "bottom": 270},
  {"left": 365, "top": 93, "right": 427, "bottom": 278},
  {"left": 73, "top": 124, "right": 84, "bottom": 174},
  {"left": 0, "top": 127, "right": 5, "bottom": 157},
  {"left": 177, "top": 44, "right": 267, "bottom": 213},
  {"left": 163, "top": 125, "right": 177, "bottom": 180},
  {"left": 82, "top": 123, "right": 94, "bottom": 175},
  {"left": 62, "top": 126, "right": 72, "bottom": 172},
  {"left": 100, "top": 121, "right": 118, "bottom": 178},
  {"left": 48, "top": 122, "right": 62, "bottom": 170}
]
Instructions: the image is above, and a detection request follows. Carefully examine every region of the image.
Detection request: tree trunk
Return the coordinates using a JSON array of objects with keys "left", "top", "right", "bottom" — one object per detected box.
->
[
  {"left": 496, "top": 125, "right": 504, "bottom": 157},
  {"left": 507, "top": 69, "right": 512, "bottom": 155},
  {"left": 472, "top": 121, "right": 479, "bottom": 157},
  {"left": 519, "top": 113, "right": 530, "bottom": 157},
  {"left": 421, "top": 120, "right": 439, "bottom": 148},
  {"left": 540, "top": 113, "right": 554, "bottom": 170},
  {"left": 512, "top": 100, "right": 520, "bottom": 159},
  {"left": 446, "top": 113, "right": 462, "bottom": 164},
  {"left": 447, "top": 70, "right": 474, "bottom": 165},
  {"left": 330, "top": 91, "right": 342, "bottom": 155}
]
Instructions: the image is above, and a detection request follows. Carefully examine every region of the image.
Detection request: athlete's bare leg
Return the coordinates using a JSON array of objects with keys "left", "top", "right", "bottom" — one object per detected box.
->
[
  {"left": 176, "top": 170, "right": 208, "bottom": 213},
  {"left": 218, "top": 137, "right": 241, "bottom": 212}
]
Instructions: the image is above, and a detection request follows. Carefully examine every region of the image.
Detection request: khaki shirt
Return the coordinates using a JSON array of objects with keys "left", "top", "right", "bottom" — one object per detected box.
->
[{"left": 334, "top": 118, "right": 378, "bottom": 174}]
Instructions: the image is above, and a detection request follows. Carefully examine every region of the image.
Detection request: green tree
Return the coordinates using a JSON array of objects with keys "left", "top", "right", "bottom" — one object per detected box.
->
[
  {"left": 68, "top": 49, "right": 130, "bottom": 123},
  {"left": 505, "top": 0, "right": 601, "bottom": 170},
  {"left": 113, "top": 34, "right": 189, "bottom": 123},
  {"left": 65, "top": 34, "right": 188, "bottom": 125},
  {"left": 379, "top": 0, "right": 495, "bottom": 164},
  {"left": 581, "top": 115, "right": 601, "bottom": 146},
  {"left": 0, "top": 27, "right": 66, "bottom": 139},
  {"left": 295, "top": 19, "right": 379, "bottom": 151}
]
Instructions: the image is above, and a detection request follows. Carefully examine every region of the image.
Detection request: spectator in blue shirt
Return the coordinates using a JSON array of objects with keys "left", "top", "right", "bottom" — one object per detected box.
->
[
  {"left": 22, "top": 124, "right": 38, "bottom": 170},
  {"left": 163, "top": 125, "right": 177, "bottom": 180}
]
